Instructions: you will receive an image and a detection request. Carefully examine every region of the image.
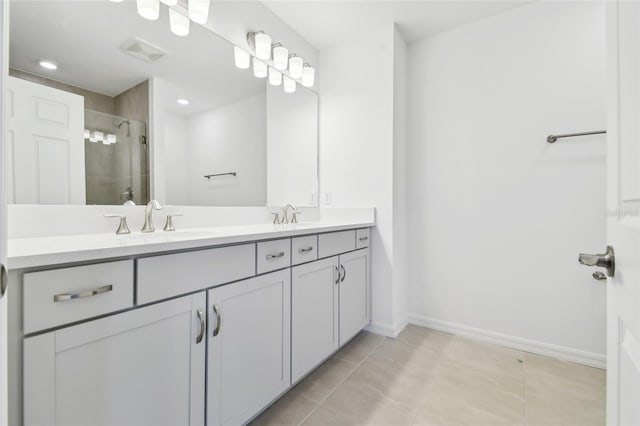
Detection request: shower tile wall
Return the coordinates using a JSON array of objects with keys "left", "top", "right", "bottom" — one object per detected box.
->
[{"left": 114, "top": 80, "right": 150, "bottom": 204}]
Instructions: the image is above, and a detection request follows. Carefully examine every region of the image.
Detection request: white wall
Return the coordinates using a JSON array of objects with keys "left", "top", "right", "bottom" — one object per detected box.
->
[
  {"left": 320, "top": 23, "right": 408, "bottom": 335},
  {"left": 407, "top": 1, "right": 607, "bottom": 361},
  {"left": 392, "top": 27, "right": 409, "bottom": 331},
  {"left": 163, "top": 112, "right": 188, "bottom": 205},
  {"left": 166, "top": 94, "right": 266, "bottom": 206},
  {"left": 266, "top": 84, "right": 318, "bottom": 207}
]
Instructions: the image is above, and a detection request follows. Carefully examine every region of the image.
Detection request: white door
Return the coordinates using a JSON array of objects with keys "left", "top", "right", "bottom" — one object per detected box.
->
[
  {"left": 605, "top": 2, "right": 640, "bottom": 424},
  {"left": 339, "top": 249, "right": 369, "bottom": 345},
  {"left": 6, "top": 76, "right": 85, "bottom": 204},
  {"left": 291, "top": 256, "right": 339, "bottom": 383},
  {"left": 23, "top": 292, "right": 206, "bottom": 426},
  {"left": 207, "top": 270, "right": 291, "bottom": 426}
]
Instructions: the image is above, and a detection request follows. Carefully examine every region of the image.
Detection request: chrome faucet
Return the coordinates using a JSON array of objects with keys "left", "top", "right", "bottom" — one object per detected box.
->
[
  {"left": 281, "top": 203, "right": 297, "bottom": 224},
  {"left": 141, "top": 200, "right": 162, "bottom": 233}
]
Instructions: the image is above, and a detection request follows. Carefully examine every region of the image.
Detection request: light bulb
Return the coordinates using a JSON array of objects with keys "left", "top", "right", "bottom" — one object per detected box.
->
[
  {"left": 234, "top": 46, "right": 250, "bottom": 69},
  {"left": 89, "top": 136, "right": 98, "bottom": 143},
  {"left": 283, "top": 75, "right": 296, "bottom": 93},
  {"left": 289, "top": 55, "right": 303, "bottom": 79},
  {"left": 136, "top": 0, "right": 159, "bottom": 20},
  {"left": 302, "top": 64, "right": 315, "bottom": 87},
  {"left": 93, "top": 131, "right": 104, "bottom": 142},
  {"left": 107, "top": 134, "right": 117, "bottom": 144},
  {"left": 273, "top": 45, "right": 288, "bottom": 71},
  {"left": 84, "top": 129, "right": 90, "bottom": 139},
  {"left": 255, "top": 32, "right": 272, "bottom": 60},
  {"left": 160, "top": 0, "right": 177, "bottom": 5},
  {"left": 253, "top": 57, "right": 267, "bottom": 78},
  {"left": 189, "top": 0, "right": 210, "bottom": 24},
  {"left": 169, "top": 8, "right": 189, "bottom": 36},
  {"left": 269, "top": 68, "right": 282, "bottom": 86}
]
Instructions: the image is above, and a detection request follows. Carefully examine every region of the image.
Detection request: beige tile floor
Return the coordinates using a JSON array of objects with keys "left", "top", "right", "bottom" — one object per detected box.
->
[{"left": 250, "top": 325, "right": 605, "bottom": 426}]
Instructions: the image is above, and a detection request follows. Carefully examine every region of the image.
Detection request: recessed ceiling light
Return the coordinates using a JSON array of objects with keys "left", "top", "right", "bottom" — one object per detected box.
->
[
  {"left": 177, "top": 99, "right": 190, "bottom": 105},
  {"left": 38, "top": 60, "right": 57, "bottom": 70}
]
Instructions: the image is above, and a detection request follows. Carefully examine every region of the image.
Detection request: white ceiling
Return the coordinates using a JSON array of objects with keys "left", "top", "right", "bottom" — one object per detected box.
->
[
  {"left": 9, "top": 0, "right": 265, "bottom": 116},
  {"left": 261, "top": 0, "right": 530, "bottom": 50}
]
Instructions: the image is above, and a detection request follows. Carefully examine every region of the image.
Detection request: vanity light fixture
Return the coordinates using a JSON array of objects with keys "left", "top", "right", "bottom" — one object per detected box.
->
[
  {"left": 136, "top": 0, "right": 160, "bottom": 20},
  {"left": 93, "top": 131, "right": 104, "bottom": 142},
  {"left": 272, "top": 44, "right": 288, "bottom": 71},
  {"left": 234, "top": 46, "right": 250, "bottom": 69},
  {"left": 253, "top": 57, "right": 267, "bottom": 78},
  {"left": 302, "top": 63, "right": 315, "bottom": 87},
  {"left": 106, "top": 134, "right": 117, "bottom": 144},
  {"left": 188, "top": 0, "right": 210, "bottom": 24},
  {"left": 38, "top": 60, "right": 57, "bottom": 70},
  {"left": 247, "top": 31, "right": 272, "bottom": 60},
  {"left": 269, "top": 67, "right": 282, "bottom": 86},
  {"left": 84, "top": 129, "right": 91, "bottom": 139},
  {"left": 289, "top": 55, "right": 303, "bottom": 79},
  {"left": 169, "top": 8, "right": 190, "bottom": 36},
  {"left": 177, "top": 98, "right": 190, "bottom": 105},
  {"left": 283, "top": 75, "right": 296, "bottom": 93}
]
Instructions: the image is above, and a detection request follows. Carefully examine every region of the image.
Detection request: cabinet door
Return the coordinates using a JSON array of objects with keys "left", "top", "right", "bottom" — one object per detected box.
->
[
  {"left": 291, "top": 256, "right": 339, "bottom": 383},
  {"left": 207, "top": 270, "right": 291, "bottom": 426},
  {"left": 339, "top": 249, "right": 370, "bottom": 345},
  {"left": 24, "top": 293, "right": 206, "bottom": 426}
]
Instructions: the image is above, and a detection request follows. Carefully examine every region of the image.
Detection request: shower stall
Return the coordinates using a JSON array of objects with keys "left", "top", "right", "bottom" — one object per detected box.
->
[{"left": 84, "top": 109, "right": 149, "bottom": 205}]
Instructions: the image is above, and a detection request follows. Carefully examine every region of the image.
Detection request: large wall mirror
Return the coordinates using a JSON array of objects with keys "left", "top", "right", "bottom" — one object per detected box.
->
[{"left": 7, "top": 0, "right": 318, "bottom": 207}]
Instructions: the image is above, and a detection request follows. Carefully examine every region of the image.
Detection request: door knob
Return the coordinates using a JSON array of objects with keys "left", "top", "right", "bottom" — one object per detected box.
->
[{"left": 578, "top": 245, "right": 615, "bottom": 278}]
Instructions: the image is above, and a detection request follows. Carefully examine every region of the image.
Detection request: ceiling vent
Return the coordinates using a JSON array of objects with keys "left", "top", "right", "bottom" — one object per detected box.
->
[{"left": 120, "top": 38, "right": 167, "bottom": 63}]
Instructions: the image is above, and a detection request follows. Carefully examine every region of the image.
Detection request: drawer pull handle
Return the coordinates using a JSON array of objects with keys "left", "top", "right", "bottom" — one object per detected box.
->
[
  {"left": 266, "top": 252, "right": 285, "bottom": 260},
  {"left": 298, "top": 247, "right": 314, "bottom": 254},
  {"left": 212, "top": 304, "right": 222, "bottom": 337},
  {"left": 359, "top": 236, "right": 369, "bottom": 241},
  {"left": 196, "top": 309, "right": 205, "bottom": 344},
  {"left": 53, "top": 284, "right": 113, "bottom": 302},
  {"left": 335, "top": 265, "right": 341, "bottom": 284},
  {"left": 341, "top": 265, "right": 346, "bottom": 282}
]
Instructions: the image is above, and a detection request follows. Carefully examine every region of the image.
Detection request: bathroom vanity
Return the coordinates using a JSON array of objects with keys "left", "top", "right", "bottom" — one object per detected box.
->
[{"left": 5, "top": 220, "right": 372, "bottom": 426}]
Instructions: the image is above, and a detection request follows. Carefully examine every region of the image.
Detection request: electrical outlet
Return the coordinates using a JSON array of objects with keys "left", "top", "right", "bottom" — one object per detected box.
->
[
  {"left": 310, "top": 192, "right": 317, "bottom": 204},
  {"left": 323, "top": 192, "right": 332, "bottom": 205}
]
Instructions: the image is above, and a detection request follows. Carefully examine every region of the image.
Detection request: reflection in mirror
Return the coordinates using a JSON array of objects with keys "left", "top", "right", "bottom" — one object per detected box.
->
[{"left": 7, "top": 0, "right": 318, "bottom": 207}]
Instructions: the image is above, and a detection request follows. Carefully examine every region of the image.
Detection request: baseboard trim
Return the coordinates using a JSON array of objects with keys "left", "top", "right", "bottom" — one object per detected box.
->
[
  {"left": 365, "top": 317, "right": 409, "bottom": 338},
  {"left": 408, "top": 314, "right": 606, "bottom": 369}
]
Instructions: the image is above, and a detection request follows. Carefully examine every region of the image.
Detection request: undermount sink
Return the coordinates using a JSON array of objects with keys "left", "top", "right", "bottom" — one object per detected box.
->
[{"left": 114, "top": 230, "right": 216, "bottom": 245}]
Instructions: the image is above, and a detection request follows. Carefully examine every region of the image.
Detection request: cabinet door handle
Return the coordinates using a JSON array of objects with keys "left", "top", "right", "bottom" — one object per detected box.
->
[
  {"left": 53, "top": 284, "right": 113, "bottom": 302},
  {"left": 340, "top": 265, "right": 346, "bottom": 282},
  {"left": 196, "top": 309, "right": 205, "bottom": 344},
  {"left": 298, "top": 246, "right": 313, "bottom": 253},
  {"left": 212, "top": 304, "right": 222, "bottom": 337},
  {"left": 266, "top": 252, "right": 285, "bottom": 260},
  {"left": 359, "top": 236, "right": 369, "bottom": 242},
  {"left": 335, "top": 265, "right": 341, "bottom": 284}
]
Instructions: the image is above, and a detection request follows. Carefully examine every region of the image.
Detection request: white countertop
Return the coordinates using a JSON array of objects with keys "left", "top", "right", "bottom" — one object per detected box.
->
[{"left": 7, "top": 220, "right": 374, "bottom": 269}]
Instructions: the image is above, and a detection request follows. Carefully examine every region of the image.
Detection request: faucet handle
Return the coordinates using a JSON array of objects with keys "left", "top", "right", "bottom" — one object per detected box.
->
[
  {"left": 271, "top": 212, "right": 281, "bottom": 225},
  {"left": 104, "top": 214, "right": 131, "bottom": 235},
  {"left": 163, "top": 213, "right": 183, "bottom": 232},
  {"left": 292, "top": 211, "right": 301, "bottom": 223}
]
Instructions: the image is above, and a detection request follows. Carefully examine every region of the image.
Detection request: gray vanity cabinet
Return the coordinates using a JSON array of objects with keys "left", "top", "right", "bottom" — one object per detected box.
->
[
  {"left": 23, "top": 292, "right": 206, "bottom": 426},
  {"left": 207, "top": 270, "right": 291, "bottom": 426}
]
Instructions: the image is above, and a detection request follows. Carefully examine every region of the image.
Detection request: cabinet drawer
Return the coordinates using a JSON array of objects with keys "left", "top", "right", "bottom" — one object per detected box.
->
[
  {"left": 137, "top": 244, "right": 255, "bottom": 304},
  {"left": 257, "top": 239, "right": 291, "bottom": 274},
  {"left": 356, "top": 228, "right": 370, "bottom": 249},
  {"left": 291, "top": 235, "right": 318, "bottom": 266},
  {"left": 23, "top": 260, "right": 134, "bottom": 334},
  {"left": 318, "top": 230, "right": 356, "bottom": 258}
]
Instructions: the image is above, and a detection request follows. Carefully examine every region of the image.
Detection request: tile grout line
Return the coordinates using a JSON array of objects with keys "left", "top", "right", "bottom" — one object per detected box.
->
[{"left": 296, "top": 335, "right": 387, "bottom": 425}]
